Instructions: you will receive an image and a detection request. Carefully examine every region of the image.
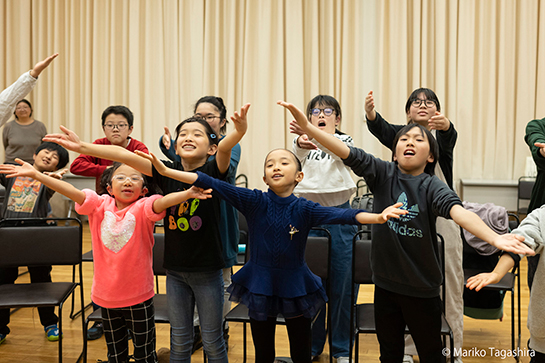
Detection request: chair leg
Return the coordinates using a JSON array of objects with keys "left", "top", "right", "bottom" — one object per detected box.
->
[
  {"left": 58, "top": 303, "right": 63, "bottom": 363},
  {"left": 243, "top": 322, "right": 247, "bottom": 363},
  {"left": 355, "top": 332, "right": 359, "bottom": 363}
]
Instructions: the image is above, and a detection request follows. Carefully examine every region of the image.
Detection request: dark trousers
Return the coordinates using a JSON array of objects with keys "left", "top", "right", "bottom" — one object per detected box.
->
[
  {"left": 374, "top": 286, "right": 446, "bottom": 363},
  {"left": 530, "top": 349, "right": 545, "bottom": 363},
  {"left": 250, "top": 315, "right": 312, "bottom": 363},
  {"left": 0, "top": 266, "right": 58, "bottom": 335},
  {"left": 101, "top": 297, "right": 157, "bottom": 363}
]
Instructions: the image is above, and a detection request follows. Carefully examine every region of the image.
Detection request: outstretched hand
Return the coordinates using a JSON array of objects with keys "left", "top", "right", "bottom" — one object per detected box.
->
[
  {"left": 0, "top": 158, "right": 38, "bottom": 179},
  {"left": 162, "top": 126, "right": 172, "bottom": 150},
  {"left": 466, "top": 272, "right": 502, "bottom": 292},
  {"left": 492, "top": 233, "right": 535, "bottom": 256},
  {"left": 278, "top": 101, "right": 310, "bottom": 132},
  {"left": 135, "top": 151, "right": 169, "bottom": 175},
  {"left": 364, "top": 91, "right": 376, "bottom": 120},
  {"left": 379, "top": 202, "right": 408, "bottom": 223},
  {"left": 534, "top": 142, "right": 545, "bottom": 158},
  {"left": 44, "top": 168, "right": 68, "bottom": 180},
  {"left": 428, "top": 111, "right": 450, "bottom": 131},
  {"left": 230, "top": 103, "right": 251, "bottom": 135},
  {"left": 30, "top": 53, "right": 59, "bottom": 78},
  {"left": 186, "top": 186, "right": 213, "bottom": 200},
  {"left": 43, "top": 125, "right": 83, "bottom": 152},
  {"left": 290, "top": 121, "right": 317, "bottom": 150}
]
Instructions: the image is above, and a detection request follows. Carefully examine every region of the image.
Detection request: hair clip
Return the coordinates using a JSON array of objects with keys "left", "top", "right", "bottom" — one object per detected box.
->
[{"left": 210, "top": 133, "right": 217, "bottom": 139}]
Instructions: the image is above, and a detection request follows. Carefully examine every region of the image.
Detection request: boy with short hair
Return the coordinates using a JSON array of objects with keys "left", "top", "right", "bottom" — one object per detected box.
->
[
  {"left": 70, "top": 105, "right": 149, "bottom": 194},
  {"left": 0, "top": 141, "right": 69, "bottom": 344}
]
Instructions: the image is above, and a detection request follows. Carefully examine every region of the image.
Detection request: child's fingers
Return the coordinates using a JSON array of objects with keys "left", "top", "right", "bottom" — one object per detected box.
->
[
  {"left": 135, "top": 150, "right": 151, "bottom": 160},
  {"left": 534, "top": 142, "right": 545, "bottom": 149}
]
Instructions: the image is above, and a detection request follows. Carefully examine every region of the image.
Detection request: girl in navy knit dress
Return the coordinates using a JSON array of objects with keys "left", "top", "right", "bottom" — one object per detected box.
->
[{"left": 139, "top": 146, "right": 407, "bottom": 363}]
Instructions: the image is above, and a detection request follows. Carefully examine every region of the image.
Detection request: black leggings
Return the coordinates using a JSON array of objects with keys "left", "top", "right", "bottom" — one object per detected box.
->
[{"left": 250, "top": 315, "right": 312, "bottom": 363}]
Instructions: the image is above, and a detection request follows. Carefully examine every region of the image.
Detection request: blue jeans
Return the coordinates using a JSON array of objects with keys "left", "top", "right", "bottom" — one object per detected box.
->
[
  {"left": 310, "top": 201, "right": 359, "bottom": 358},
  {"left": 166, "top": 269, "right": 227, "bottom": 363}
]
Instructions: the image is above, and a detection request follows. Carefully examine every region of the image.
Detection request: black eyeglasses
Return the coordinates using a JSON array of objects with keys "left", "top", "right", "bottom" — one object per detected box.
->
[
  {"left": 310, "top": 108, "right": 335, "bottom": 117},
  {"left": 411, "top": 98, "right": 436, "bottom": 108},
  {"left": 103, "top": 123, "right": 129, "bottom": 130},
  {"left": 194, "top": 114, "right": 221, "bottom": 122}
]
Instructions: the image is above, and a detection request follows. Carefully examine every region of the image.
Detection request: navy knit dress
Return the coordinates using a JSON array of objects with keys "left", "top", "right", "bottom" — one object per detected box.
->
[{"left": 194, "top": 172, "right": 361, "bottom": 321}]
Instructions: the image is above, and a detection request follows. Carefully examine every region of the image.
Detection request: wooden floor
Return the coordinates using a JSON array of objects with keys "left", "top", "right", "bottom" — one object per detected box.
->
[{"left": 0, "top": 222, "right": 534, "bottom": 363}]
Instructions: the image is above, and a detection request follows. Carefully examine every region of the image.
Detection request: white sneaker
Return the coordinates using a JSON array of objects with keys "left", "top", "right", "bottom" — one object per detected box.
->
[
  {"left": 403, "top": 355, "right": 414, "bottom": 363},
  {"left": 336, "top": 357, "right": 350, "bottom": 363}
]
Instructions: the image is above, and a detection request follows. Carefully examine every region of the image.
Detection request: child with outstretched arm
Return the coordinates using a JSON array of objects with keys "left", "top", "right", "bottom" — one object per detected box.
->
[
  {"left": 279, "top": 100, "right": 534, "bottom": 363},
  {"left": 137, "top": 146, "right": 407, "bottom": 363}
]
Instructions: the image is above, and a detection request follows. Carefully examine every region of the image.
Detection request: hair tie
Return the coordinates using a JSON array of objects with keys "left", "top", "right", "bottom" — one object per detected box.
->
[{"left": 210, "top": 133, "right": 217, "bottom": 139}]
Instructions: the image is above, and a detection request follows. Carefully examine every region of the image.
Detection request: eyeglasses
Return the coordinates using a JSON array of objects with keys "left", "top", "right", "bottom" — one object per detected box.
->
[
  {"left": 194, "top": 114, "right": 221, "bottom": 122},
  {"left": 411, "top": 98, "right": 436, "bottom": 108},
  {"left": 113, "top": 174, "right": 143, "bottom": 183},
  {"left": 103, "top": 123, "right": 129, "bottom": 130},
  {"left": 310, "top": 108, "right": 335, "bottom": 117}
]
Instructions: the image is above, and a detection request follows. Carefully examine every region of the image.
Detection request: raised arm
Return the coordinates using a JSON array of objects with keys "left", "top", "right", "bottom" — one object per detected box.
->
[
  {"left": 215, "top": 103, "right": 250, "bottom": 174},
  {"left": 159, "top": 126, "right": 179, "bottom": 162},
  {"left": 0, "top": 53, "right": 59, "bottom": 127},
  {"left": 450, "top": 205, "right": 535, "bottom": 255},
  {"left": 44, "top": 125, "right": 153, "bottom": 176},
  {"left": 365, "top": 90, "right": 377, "bottom": 121},
  {"left": 0, "top": 159, "right": 86, "bottom": 205},
  {"left": 466, "top": 253, "right": 515, "bottom": 291},
  {"left": 153, "top": 186, "right": 212, "bottom": 213},
  {"left": 30, "top": 53, "right": 59, "bottom": 78},
  {"left": 278, "top": 101, "right": 350, "bottom": 159}
]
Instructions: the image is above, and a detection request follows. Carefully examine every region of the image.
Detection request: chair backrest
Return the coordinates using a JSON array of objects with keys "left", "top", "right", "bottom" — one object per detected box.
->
[
  {"left": 518, "top": 176, "right": 535, "bottom": 200},
  {"left": 352, "top": 232, "right": 373, "bottom": 285},
  {"left": 235, "top": 174, "right": 248, "bottom": 188},
  {"left": 0, "top": 218, "right": 82, "bottom": 267},
  {"left": 153, "top": 232, "right": 166, "bottom": 276},
  {"left": 305, "top": 231, "right": 331, "bottom": 280},
  {"left": 518, "top": 176, "right": 536, "bottom": 214}
]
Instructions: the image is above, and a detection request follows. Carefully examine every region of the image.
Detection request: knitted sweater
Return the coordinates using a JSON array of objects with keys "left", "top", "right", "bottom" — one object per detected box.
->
[{"left": 194, "top": 171, "right": 362, "bottom": 320}]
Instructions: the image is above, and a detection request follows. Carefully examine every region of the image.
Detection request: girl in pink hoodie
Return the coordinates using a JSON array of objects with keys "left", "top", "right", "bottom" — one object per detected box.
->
[{"left": 0, "top": 160, "right": 212, "bottom": 363}]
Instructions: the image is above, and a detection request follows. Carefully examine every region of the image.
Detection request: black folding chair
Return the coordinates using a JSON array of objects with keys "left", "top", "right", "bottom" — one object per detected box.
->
[
  {"left": 462, "top": 213, "right": 521, "bottom": 362},
  {"left": 0, "top": 218, "right": 84, "bottom": 363}
]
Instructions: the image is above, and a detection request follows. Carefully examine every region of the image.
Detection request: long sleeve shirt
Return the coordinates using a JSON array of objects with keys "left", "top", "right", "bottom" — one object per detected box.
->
[{"left": 0, "top": 71, "right": 37, "bottom": 128}]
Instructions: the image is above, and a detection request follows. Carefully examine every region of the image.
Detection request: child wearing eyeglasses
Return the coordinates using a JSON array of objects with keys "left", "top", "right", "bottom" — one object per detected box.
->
[
  {"left": 365, "top": 88, "right": 464, "bottom": 362},
  {"left": 0, "top": 160, "right": 212, "bottom": 362},
  {"left": 289, "top": 95, "right": 357, "bottom": 363},
  {"left": 70, "top": 105, "right": 149, "bottom": 195},
  {"left": 69, "top": 105, "right": 149, "bottom": 341}
]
